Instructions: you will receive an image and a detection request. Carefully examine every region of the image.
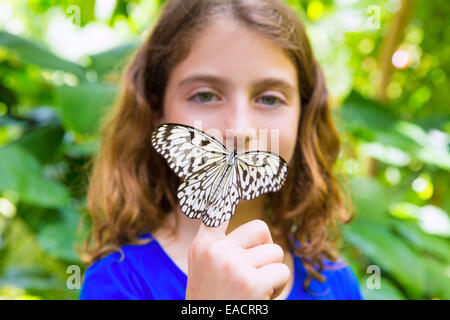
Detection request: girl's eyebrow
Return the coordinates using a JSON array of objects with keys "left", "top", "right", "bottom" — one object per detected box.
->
[{"left": 177, "top": 73, "right": 297, "bottom": 95}]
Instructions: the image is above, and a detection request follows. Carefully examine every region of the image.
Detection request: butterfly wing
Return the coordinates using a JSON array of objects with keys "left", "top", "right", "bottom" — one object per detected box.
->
[
  {"left": 176, "top": 160, "right": 240, "bottom": 227},
  {"left": 151, "top": 123, "right": 228, "bottom": 180},
  {"left": 236, "top": 151, "right": 288, "bottom": 200},
  {"left": 201, "top": 165, "right": 241, "bottom": 227},
  {"left": 176, "top": 159, "right": 228, "bottom": 220}
]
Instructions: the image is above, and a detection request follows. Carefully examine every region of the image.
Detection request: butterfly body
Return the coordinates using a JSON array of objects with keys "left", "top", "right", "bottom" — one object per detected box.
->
[
  {"left": 151, "top": 123, "right": 288, "bottom": 227},
  {"left": 208, "top": 149, "right": 237, "bottom": 205}
]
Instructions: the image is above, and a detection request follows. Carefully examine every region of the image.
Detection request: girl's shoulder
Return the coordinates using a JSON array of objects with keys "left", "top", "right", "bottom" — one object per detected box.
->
[
  {"left": 79, "top": 233, "right": 159, "bottom": 299},
  {"left": 84, "top": 233, "right": 157, "bottom": 272},
  {"left": 290, "top": 250, "right": 364, "bottom": 300}
]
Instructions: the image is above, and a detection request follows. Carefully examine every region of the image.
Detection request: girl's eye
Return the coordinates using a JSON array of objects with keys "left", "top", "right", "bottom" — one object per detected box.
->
[
  {"left": 188, "top": 90, "right": 286, "bottom": 107},
  {"left": 257, "top": 95, "right": 286, "bottom": 107},
  {"left": 188, "top": 91, "right": 218, "bottom": 103}
]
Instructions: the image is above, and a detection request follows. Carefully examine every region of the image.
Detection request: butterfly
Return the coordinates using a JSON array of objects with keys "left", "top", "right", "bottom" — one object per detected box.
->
[{"left": 151, "top": 123, "right": 288, "bottom": 227}]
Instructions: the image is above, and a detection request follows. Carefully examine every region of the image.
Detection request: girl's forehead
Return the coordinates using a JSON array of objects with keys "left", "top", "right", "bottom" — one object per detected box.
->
[
  {"left": 170, "top": 21, "right": 298, "bottom": 89},
  {"left": 186, "top": 22, "right": 289, "bottom": 65}
]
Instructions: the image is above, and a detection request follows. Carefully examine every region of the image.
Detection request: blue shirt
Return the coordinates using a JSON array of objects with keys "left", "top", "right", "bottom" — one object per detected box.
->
[{"left": 79, "top": 233, "right": 364, "bottom": 300}]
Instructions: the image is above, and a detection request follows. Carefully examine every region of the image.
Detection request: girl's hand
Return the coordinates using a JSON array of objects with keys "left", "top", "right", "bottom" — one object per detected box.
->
[{"left": 185, "top": 219, "right": 291, "bottom": 300}]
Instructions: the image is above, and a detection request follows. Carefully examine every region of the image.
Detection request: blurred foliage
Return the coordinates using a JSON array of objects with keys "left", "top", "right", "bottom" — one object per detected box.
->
[{"left": 0, "top": 0, "right": 449, "bottom": 300}]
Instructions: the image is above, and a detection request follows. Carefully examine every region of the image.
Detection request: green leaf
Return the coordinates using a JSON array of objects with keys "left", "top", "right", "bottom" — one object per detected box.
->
[
  {"left": 0, "top": 218, "right": 79, "bottom": 299},
  {"left": 62, "top": 137, "right": 100, "bottom": 157},
  {"left": 339, "top": 91, "right": 399, "bottom": 131},
  {"left": 417, "top": 114, "right": 450, "bottom": 132},
  {"left": 361, "top": 277, "right": 407, "bottom": 300},
  {"left": 340, "top": 91, "right": 450, "bottom": 169},
  {"left": 88, "top": 42, "right": 139, "bottom": 78},
  {"left": 340, "top": 250, "right": 407, "bottom": 300},
  {"left": 394, "top": 121, "right": 450, "bottom": 170},
  {"left": 54, "top": 83, "right": 117, "bottom": 135},
  {"left": 0, "top": 145, "right": 69, "bottom": 207},
  {"left": 11, "top": 124, "right": 64, "bottom": 163},
  {"left": 0, "top": 31, "right": 86, "bottom": 79},
  {"left": 393, "top": 221, "right": 450, "bottom": 263},
  {"left": 389, "top": 202, "right": 420, "bottom": 220},
  {"left": 343, "top": 220, "right": 427, "bottom": 298},
  {"left": 423, "top": 258, "right": 450, "bottom": 299},
  {"left": 37, "top": 205, "right": 83, "bottom": 262},
  {"left": 358, "top": 142, "right": 411, "bottom": 166},
  {"left": 349, "top": 177, "right": 392, "bottom": 223},
  {"left": 339, "top": 97, "right": 421, "bottom": 160},
  {"left": 0, "top": 267, "right": 62, "bottom": 291}
]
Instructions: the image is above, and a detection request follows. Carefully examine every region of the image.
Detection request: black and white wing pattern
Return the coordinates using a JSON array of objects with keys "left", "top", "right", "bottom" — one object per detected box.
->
[
  {"left": 236, "top": 151, "right": 288, "bottom": 200},
  {"left": 151, "top": 123, "right": 288, "bottom": 227},
  {"left": 176, "top": 160, "right": 241, "bottom": 227},
  {"left": 151, "top": 123, "right": 228, "bottom": 180}
]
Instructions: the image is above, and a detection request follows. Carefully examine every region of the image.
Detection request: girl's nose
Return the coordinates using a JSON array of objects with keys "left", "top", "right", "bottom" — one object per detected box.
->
[{"left": 223, "top": 100, "right": 257, "bottom": 151}]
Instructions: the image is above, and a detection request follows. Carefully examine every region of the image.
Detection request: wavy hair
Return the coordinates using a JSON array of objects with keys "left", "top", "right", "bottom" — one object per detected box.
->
[{"left": 79, "top": 0, "right": 354, "bottom": 293}]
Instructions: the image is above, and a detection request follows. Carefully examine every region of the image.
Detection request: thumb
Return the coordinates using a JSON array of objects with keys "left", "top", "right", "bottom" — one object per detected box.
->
[{"left": 195, "top": 218, "right": 230, "bottom": 244}]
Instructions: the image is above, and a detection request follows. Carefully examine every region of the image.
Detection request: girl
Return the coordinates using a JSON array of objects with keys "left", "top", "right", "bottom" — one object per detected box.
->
[{"left": 79, "top": 0, "right": 364, "bottom": 300}]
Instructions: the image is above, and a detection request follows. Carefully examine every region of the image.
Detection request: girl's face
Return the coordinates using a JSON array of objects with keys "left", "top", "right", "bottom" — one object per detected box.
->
[{"left": 162, "top": 20, "right": 300, "bottom": 165}]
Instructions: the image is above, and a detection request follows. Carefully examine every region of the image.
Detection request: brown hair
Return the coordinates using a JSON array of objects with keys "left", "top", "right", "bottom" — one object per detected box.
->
[{"left": 80, "top": 0, "right": 354, "bottom": 294}]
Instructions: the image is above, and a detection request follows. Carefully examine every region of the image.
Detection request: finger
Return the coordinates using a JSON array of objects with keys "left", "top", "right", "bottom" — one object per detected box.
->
[
  {"left": 270, "top": 285, "right": 284, "bottom": 300},
  {"left": 195, "top": 218, "right": 230, "bottom": 244},
  {"left": 255, "top": 263, "right": 291, "bottom": 297},
  {"left": 226, "top": 219, "right": 273, "bottom": 249},
  {"left": 244, "top": 244, "right": 284, "bottom": 268}
]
